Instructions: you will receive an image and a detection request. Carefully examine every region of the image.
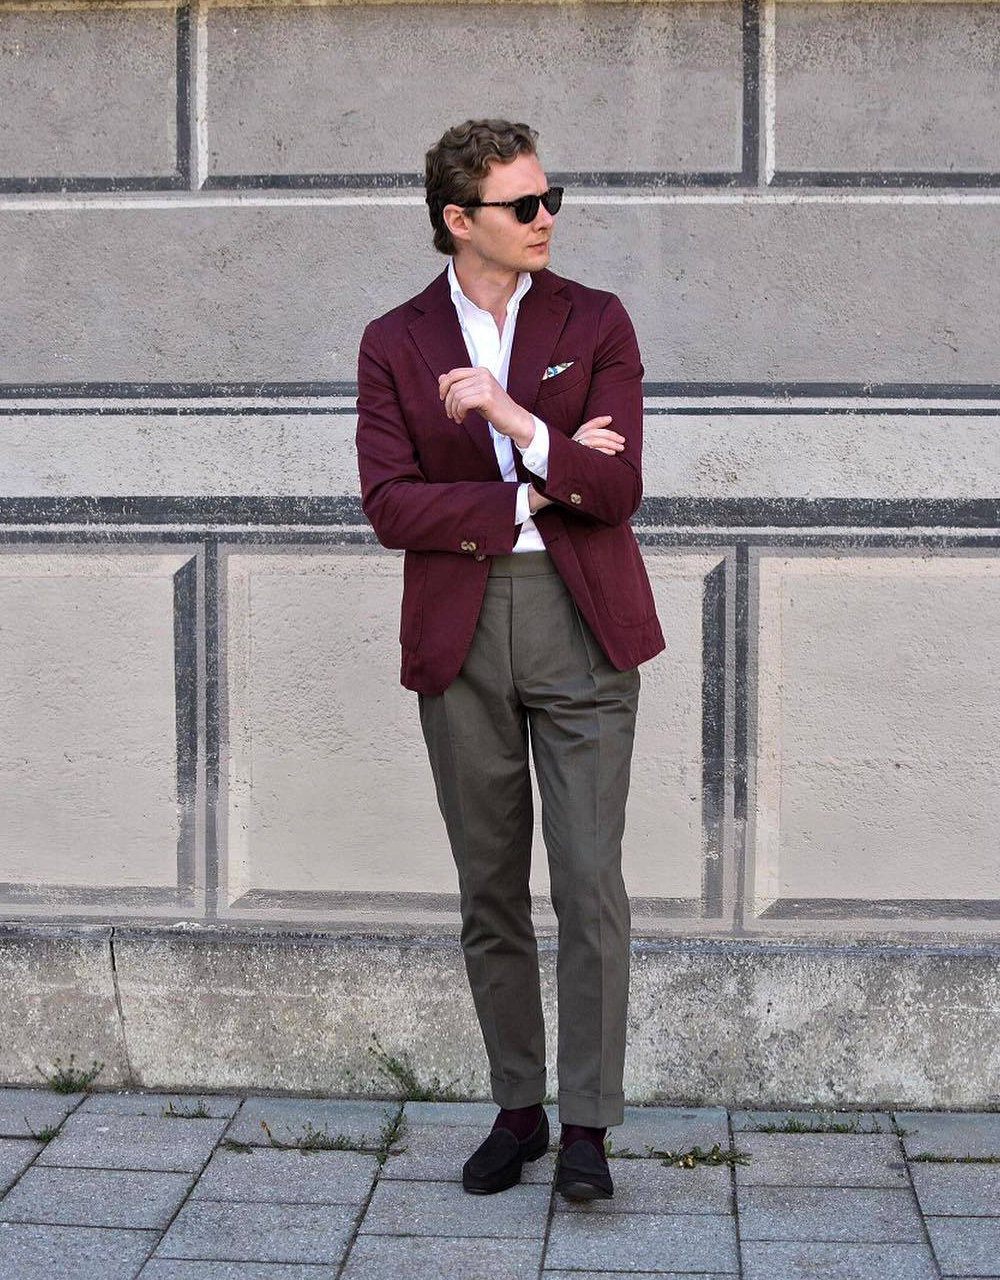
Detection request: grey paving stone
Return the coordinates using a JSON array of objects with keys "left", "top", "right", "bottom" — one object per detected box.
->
[
  {"left": 80, "top": 1091, "right": 241, "bottom": 1119},
  {"left": 925, "top": 1215, "right": 1000, "bottom": 1277},
  {"left": 0, "top": 1220, "right": 157, "bottom": 1279},
  {"left": 34, "top": 1111, "right": 229, "bottom": 1172},
  {"left": 741, "top": 1239, "right": 938, "bottom": 1279},
  {"left": 0, "top": 1088, "right": 83, "bottom": 1138},
  {"left": 191, "top": 1145, "right": 379, "bottom": 1204},
  {"left": 910, "top": 1160, "right": 1000, "bottom": 1215},
  {"left": 0, "top": 1165, "right": 192, "bottom": 1228},
  {"left": 606, "top": 1106, "right": 731, "bottom": 1158},
  {"left": 0, "top": 1137, "right": 43, "bottom": 1194},
  {"left": 554, "top": 1157, "right": 731, "bottom": 1214},
  {"left": 733, "top": 1132, "right": 908, "bottom": 1187},
  {"left": 140, "top": 1265, "right": 332, "bottom": 1279},
  {"left": 738, "top": 1184, "right": 924, "bottom": 1243},
  {"left": 342, "top": 1234, "right": 545, "bottom": 1279},
  {"left": 896, "top": 1111, "right": 1000, "bottom": 1160},
  {"left": 226, "top": 1097, "right": 397, "bottom": 1149},
  {"left": 381, "top": 1123, "right": 555, "bottom": 1184},
  {"left": 544, "top": 1210, "right": 738, "bottom": 1273},
  {"left": 152, "top": 1200, "right": 357, "bottom": 1264},
  {"left": 544, "top": 1274, "right": 734, "bottom": 1279},
  {"left": 359, "top": 1177, "right": 550, "bottom": 1237},
  {"left": 732, "top": 1109, "right": 893, "bottom": 1134}
]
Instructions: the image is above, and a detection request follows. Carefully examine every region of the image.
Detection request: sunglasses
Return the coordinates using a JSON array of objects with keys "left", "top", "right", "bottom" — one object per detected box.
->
[{"left": 460, "top": 186, "right": 564, "bottom": 225}]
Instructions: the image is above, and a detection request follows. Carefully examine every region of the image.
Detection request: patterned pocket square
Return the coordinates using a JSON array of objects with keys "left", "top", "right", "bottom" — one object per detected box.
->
[{"left": 543, "top": 361, "right": 575, "bottom": 379}]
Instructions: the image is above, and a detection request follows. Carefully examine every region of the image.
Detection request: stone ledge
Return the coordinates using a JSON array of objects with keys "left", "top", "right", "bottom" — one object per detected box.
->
[{"left": 1, "top": 924, "right": 998, "bottom": 1109}]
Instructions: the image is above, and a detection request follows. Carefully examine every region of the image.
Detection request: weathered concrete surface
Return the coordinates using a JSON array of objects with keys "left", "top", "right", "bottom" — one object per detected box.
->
[
  {"left": 0, "top": 927, "right": 128, "bottom": 1089},
  {"left": 1, "top": 925, "right": 998, "bottom": 1109},
  {"left": 4, "top": 201, "right": 1000, "bottom": 383},
  {"left": 207, "top": 1, "right": 743, "bottom": 175}
]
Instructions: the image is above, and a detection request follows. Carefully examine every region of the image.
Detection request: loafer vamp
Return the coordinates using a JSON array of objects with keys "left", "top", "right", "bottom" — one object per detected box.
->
[
  {"left": 464, "top": 1126, "right": 520, "bottom": 1178},
  {"left": 555, "top": 1138, "right": 614, "bottom": 1196}
]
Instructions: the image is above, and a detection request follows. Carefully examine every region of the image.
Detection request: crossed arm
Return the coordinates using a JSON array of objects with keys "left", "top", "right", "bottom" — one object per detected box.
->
[{"left": 355, "top": 294, "right": 645, "bottom": 554}]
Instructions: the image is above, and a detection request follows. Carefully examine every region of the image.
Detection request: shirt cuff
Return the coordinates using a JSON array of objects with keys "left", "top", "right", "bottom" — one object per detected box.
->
[
  {"left": 516, "top": 415, "right": 550, "bottom": 479},
  {"left": 514, "top": 481, "right": 532, "bottom": 526}
]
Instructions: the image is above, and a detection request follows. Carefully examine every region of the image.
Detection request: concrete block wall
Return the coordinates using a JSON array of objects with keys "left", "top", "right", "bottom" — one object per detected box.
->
[{"left": 1, "top": 0, "right": 999, "bottom": 1099}]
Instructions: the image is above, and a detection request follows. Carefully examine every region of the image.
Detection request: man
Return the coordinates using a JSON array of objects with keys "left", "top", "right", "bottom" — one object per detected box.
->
[{"left": 355, "top": 118, "right": 665, "bottom": 1200}]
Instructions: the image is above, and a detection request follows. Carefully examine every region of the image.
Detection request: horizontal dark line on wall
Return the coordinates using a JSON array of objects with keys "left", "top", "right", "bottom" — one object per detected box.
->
[
  {"left": 771, "top": 171, "right": 1000, "bottom": 189},
  {"left": 202, "top": 170, "right": 746, "bottom": 191},
  {"left": 2, "top": 497, "right": 1000, "bottom": 529},
  {"left": 5, "top": 381, "right": 1000, "bottom": 402},
  {"left": 5, "top": 530, "right": 1000, "bottom": 552},
  {"left": 233, "top": 888, "right": 701, "bottom": 917},
  {"left": 0, "top": 882, "right": 198, "bottom": 908},
  {"left": 0, "top": 174, "right": 187, "bottom": 194},
  {"left": 760, "top": 897, "right": 1000, "bottom": 921}
]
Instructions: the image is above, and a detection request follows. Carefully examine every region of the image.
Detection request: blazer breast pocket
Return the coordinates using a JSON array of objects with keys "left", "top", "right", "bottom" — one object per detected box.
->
[{"left": 535, "top": 359, "right": 588, "bottom": 401}]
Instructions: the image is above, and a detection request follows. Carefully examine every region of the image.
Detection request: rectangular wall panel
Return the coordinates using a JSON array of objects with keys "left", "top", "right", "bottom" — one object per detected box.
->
[
  {"left": 749, "top": 548, "right": 1000, "bottom": 927},
  {"left": 0, "top": 546, "right": 203, "bottom": 917},
  {"left": 206, "top": 1, "right": 743, "bottom": 178}
]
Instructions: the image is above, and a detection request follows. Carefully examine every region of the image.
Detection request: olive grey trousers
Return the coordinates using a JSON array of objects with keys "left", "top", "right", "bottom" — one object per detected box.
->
[{"left": 417, "top": 548, "right": 640, "bottom": 1127}]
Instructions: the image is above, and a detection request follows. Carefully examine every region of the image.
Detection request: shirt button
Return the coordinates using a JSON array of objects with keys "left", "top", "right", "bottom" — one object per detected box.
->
[{"left": 570, "top": 492, "right": 582, "bottom": 504}]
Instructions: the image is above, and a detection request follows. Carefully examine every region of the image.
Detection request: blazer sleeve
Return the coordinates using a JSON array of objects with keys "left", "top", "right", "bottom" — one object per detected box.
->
[
  {"left": 355, "top": 319, "right": 522, "bottom": 555},
  {"left": 522, "top": 293, "right": 645, "bottom": 527}
]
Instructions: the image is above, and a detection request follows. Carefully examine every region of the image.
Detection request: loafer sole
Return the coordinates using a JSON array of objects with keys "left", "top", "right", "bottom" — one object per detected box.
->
[{"left": 556, "top": 1176, "right": 613, "bottom": 1200}]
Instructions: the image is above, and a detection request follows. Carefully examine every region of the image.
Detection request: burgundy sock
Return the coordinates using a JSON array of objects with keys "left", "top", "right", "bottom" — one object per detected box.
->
[
  {"left": 560, "top": 1122, "right": 607, "bottom": 1154},
  {"left": 492, "top": 1102, "right": 544, "bottom": 1141}
]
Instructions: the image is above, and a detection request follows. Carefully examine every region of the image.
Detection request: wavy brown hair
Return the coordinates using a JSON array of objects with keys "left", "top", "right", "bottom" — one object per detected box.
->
[{"left": 425, "top": 118, "right": 539, "bottom": 257}]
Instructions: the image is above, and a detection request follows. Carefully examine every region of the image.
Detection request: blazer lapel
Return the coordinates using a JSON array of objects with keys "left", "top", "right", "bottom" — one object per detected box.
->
[{"left": 407, "top": 266, "right": 572, "bottom": 476}]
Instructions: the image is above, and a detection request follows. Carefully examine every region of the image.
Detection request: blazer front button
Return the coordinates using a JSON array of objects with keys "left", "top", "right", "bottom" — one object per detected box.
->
[
  {"left": 468, "top": 541, "right": 477, "bottom": 551},
  {"left": 570, "top": 492, "right": 582, "bottom": 504},
  {"left": 475, "top": 553, "right": 485, "bottom": 561},
  {"left": 460, "top": 540, "right": 470, "bottom": 550}
]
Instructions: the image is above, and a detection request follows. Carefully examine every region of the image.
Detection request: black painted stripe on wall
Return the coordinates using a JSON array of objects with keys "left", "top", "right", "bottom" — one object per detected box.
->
[
  {"left": 3, "top": 496, "right": 1000, "bottom": 529},
  {"left": 173, "top": 554, "right": 199, "bottom": 893}
]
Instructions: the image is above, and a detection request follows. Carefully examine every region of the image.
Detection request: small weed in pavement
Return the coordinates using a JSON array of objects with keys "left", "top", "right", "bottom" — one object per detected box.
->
[
  {"left": 34, "top": 1053, "right": 104, "bottom": 1093},
  {"left": 609, "top": 1140, "right": 750, "bottom": 1169},
  {"left": 748, "top": 1115, "right": 884, "bottom": 1135},
  {"left": 162, "top": 1099, "right": 213, "bottom": 1119},
  {"left": 22, "top": 1119, "right": 61, "bottom": 1142},
  {"left": 367, "top": 1030, "right": 462, "bottom": 1102}
]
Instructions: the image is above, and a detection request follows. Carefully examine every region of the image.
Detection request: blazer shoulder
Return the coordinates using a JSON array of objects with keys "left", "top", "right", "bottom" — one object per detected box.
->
[{"left": 546, "top": 270, "right": 629, "bottom": 319}]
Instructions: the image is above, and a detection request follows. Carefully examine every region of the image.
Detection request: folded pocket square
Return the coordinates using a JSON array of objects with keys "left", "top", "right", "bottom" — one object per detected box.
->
[{"left": 543, "top": 361, "right": 575, "bottom": 379}]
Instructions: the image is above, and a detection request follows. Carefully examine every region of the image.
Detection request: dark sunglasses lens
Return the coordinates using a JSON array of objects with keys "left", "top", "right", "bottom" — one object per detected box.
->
[
  {"left": 515, "top": 194, "right": 540, "bottom": 223},
  {"left": 514, "top": 189, "right": 563, "bottom": 223}
]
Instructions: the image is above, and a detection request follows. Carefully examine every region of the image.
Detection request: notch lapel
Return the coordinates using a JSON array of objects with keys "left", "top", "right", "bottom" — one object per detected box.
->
[{"left": 407, "top": 266, "right": 572, "bottom": 476}]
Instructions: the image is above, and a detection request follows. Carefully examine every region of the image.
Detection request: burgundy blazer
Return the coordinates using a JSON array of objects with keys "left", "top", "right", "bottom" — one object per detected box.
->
[{"left": 355, "top": 263, "right": 666, "bottom": 695}]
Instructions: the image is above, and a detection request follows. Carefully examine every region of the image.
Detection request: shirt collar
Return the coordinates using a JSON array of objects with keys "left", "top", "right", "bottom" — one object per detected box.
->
[{"left": 447, "top": 256, "right": 532, "bottom": 316}]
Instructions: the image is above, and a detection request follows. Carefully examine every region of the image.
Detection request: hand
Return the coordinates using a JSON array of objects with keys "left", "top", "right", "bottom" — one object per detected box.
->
[
  {"left": 572, "top": 415, "right": 624, "bottom": 455},
  {"left": 438, "top": 367, "right": 532, "bottom": 441},
  {"left": 527, "top": 484, "right": 553, "bottom": 514}
]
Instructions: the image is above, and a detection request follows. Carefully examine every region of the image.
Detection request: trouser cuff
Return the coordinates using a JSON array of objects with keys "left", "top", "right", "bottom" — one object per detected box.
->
[
  {"left": 490, "top": 1070, "right": 547, "bottom": 1109},
  {"left": 558, "top": 1089, "right": 625, "bottom": 1127}
]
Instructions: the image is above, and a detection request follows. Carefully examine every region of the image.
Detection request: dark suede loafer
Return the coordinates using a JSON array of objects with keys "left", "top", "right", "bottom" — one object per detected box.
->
[
  {"left": 462, "top": 1110, "right": 550, "bottom": 1195},
  {"left": 554, "top": 1137, "right": 614, "bottom": 1199}
]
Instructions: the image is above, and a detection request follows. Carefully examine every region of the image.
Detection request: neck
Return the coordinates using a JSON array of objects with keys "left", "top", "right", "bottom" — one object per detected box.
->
[{"left": 452, "top": 253, "right": 521, "bottom": 316}]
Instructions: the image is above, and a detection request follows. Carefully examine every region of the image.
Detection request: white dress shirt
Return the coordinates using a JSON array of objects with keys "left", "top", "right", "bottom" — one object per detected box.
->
[{"left": 446, "top": 256, "right": 550, "bottom": 552}]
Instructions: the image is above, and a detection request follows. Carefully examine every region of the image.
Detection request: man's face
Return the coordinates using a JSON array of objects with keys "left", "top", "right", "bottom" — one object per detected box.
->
[{"left": 446, "top": 152, "right": 555, "bottom": 274}]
